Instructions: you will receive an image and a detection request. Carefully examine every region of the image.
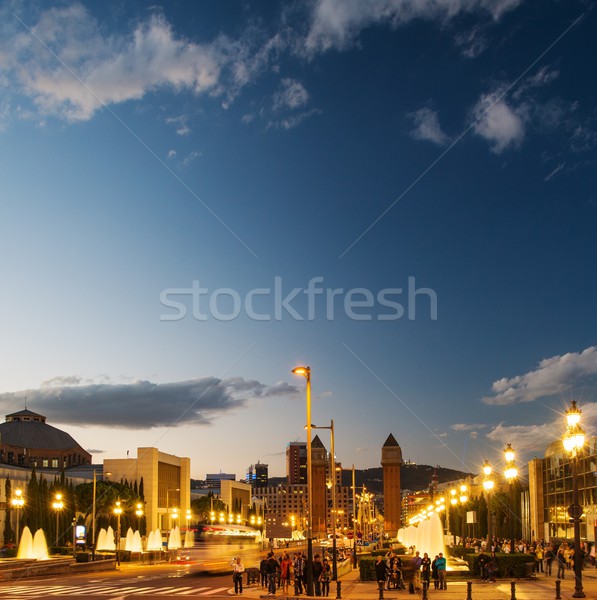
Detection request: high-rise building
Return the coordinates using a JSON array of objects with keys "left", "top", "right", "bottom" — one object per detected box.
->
[
  {"left": 382, "top": 433, "right": 403, "bottom": 536},
  {"left": 246, "top": 461, "right": 269, "bottom": 486},
  {"left": 287, "top": 441, "right": 307, "bottom": 484}
]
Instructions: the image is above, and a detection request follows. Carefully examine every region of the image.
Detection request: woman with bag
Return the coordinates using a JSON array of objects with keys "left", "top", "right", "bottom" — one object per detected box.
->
[{"left": 232, "top": 556, "right": 245, "bottom": 594}]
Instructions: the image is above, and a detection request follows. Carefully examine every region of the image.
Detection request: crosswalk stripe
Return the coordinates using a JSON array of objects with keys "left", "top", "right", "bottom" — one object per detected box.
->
[{"left": 0, "top": 583, "right": 228, "bottom": 596}]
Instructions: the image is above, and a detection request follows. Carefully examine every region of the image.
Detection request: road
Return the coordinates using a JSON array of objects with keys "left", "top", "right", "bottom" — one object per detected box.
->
[{"left": 0, "top": 562, "right": 239, "bottom": 599}]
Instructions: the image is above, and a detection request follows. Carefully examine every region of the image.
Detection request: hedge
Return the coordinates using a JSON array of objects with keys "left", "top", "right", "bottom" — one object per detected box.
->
[{"left": 465, "top": 553, "right": 535, "bottom": 578}]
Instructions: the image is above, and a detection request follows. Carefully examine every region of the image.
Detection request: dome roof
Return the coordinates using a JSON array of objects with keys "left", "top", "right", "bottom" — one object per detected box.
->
[
  {"left": 0, "top": 410, "right": 83, "bottom": 451},
  {"left": 545, "top": 439, "right": 564, "bottom": 458}
]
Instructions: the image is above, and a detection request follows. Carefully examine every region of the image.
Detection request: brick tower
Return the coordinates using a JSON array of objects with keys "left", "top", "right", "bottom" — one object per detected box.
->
[
  {"left": 381, "top": 433, "right": 403, "bottom": 537},
  {"left": 311, "top": 434, "right": 328, "bottom": 537}
]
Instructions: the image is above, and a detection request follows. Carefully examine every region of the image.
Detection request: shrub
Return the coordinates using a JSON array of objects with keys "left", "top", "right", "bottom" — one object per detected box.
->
[{"left": 359, "top": 557, "right": 376, "bottom": 581}]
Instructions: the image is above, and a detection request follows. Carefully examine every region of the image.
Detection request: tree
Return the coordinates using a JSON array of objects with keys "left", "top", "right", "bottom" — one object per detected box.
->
[
  {"left": 191, "top": 494, "right": 226, "bottom": 523},
  {"left": 4, "top": 477, "right": 14, "bottom": 544}
]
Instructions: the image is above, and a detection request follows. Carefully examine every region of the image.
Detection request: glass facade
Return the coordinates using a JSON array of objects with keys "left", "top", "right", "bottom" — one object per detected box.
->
[{"left": 543, "top": 437, "right": 597, "bottom": 540}]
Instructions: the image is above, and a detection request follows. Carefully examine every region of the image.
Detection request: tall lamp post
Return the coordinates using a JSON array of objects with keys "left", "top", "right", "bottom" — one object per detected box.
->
[
  {"left": 504, "top": 444, "right": 518, "bottom": 553},
  {"left": 312, "top": 420, "right": 338, "bottom": 581},
  {"left": 114, "top": 500, "right": 123, "bottom": 566},
  {"left": 482, "top": 461, "right": 494, "bottom": 547},
  {"left": 167, "top": 488, "right": 180, "bottom": 529},
  {"left": 563, "top": 400, "right": 586, "bottom": 598},
  {"left": 459, "top": 484, "right": 468, "bottom": 543},
  {"left": 292, "top": 365, "right": 314, "bottom": 597},
  {"left": 52, "top": 493, "right": 64, "bottom": 548},
  {"left": 11, "top": 489, "right": 25, "bottom": 547}
]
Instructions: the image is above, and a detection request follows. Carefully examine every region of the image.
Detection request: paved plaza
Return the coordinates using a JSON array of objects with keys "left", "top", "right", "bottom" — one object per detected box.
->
[{"left": 239, "top": 565, "right": 597, "bottom": 600}]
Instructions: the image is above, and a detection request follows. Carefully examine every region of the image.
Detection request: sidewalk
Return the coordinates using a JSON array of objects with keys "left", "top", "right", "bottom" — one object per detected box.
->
[{"left": 237, "top": 566, "right": 597, "bottom": 599}]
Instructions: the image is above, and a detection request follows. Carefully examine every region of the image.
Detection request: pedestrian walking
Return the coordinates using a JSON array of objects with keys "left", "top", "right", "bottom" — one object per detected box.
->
[
  {"left": 436, "top": 552, "right": 447, "bottom": 590},
  {"left": 232, "top": 557, "right": 245, "bottom": 595}
]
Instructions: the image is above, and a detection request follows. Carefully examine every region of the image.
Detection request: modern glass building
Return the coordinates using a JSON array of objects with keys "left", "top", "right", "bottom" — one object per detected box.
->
[{"left": 529, "top": 437, "right": 597, "bottom": 543}]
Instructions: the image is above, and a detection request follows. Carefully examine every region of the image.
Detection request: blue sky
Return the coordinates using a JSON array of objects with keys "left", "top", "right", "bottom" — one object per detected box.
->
[{"left": 0, "top": 0, "right": 596, "bottom": 481}]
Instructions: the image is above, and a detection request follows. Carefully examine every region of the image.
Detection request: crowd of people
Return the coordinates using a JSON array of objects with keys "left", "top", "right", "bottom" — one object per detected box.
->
[
  {"left": 375, "top": 549, "right": 447, "bottom": 592},
  {"left": 258, "top": 548, "right": 348, "bottom": 596}
]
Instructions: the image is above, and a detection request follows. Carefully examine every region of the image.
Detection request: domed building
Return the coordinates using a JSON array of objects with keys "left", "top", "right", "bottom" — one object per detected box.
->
[{"left": 0, "top": 409, "right": 91, "bottom": 469}]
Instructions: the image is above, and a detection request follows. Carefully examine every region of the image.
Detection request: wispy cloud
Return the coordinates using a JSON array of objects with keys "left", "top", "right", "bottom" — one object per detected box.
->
[
  {"left": 409, "top": 107, "right": 449, "bottom": 145},
  {"left": 273, "top": 78, "right": 309, "bottom": 111},
  {"left": 482, "top": 346, "right": 597, "bottom": 406},
  {"left": 451, "top": 423, "right": 487, "bottom": 432},
  {"left": 0, "top": 376, "right": 300, "bottom": 429},
  {"left": 302, "top": 0, "right": 522, "bottom": 54}
]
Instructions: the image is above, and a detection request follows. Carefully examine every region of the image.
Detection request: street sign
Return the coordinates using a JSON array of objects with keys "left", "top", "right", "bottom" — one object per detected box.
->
[{"left": 347, "top": 532, "right": 354, "bottom": 539}]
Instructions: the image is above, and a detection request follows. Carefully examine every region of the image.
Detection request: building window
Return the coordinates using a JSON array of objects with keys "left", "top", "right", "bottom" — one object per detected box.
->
[
  {"left": 52, "top": 458, "right": 59, "bottom": 468},
  {"left": 43, "top": 459, "right": 49, "bottom": 467},
  {"left": 8, "top": 452, "right": 14, "bottom": 464}
]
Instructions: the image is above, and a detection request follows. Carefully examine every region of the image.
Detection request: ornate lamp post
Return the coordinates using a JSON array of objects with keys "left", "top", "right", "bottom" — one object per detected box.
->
[
  {"left": 563, "top": 400, "right": 586, "bottom": 598},
  {"left": 292, "top": 365, "right": 314, "bottom": 597},
  {"left": 504, "top": 444, "right": 518, "bottom": 553},
  {"left": 11, "top": 488, "right": 25, "bottom": 547},
  {"left": 52, "top": 492, "right": 64, "bottom": 548},
  {"left": 482, "top": 461, "right": 494, "bottom": 546}
]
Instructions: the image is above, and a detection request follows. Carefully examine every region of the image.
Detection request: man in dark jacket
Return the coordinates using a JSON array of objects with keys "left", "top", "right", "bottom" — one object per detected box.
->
[
  {"left": 312, "top": 554, "right": 324, "bottom": 596},
  {"left": 266, "top": 552, "right": 280, "bottom": 595}
]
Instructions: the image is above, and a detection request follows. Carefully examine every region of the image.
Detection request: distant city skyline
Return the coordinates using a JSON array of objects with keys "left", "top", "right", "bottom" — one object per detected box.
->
[{"left": 1, "top": 1, "right": 596, "bottom": 481}]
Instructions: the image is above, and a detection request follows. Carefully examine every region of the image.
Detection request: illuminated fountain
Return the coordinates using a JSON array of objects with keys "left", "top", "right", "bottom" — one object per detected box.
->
[
  {"left": 184, "top": 529, "right": 195, "bottom": 548},
  {"left": 96, "top": 527, "right": 116, "bottom": 551},
  {"left": 398, "top": 513, "right": 445, "bottom": 560},
  {"left": 146, "top": 529, "right": 164, "bottom": 551},
  {"left": 168, "top": 526, "right": 182, "bottom": 549},
  {"left": 17, "top": 527, "right": 50, "bottom": 560},
  {"left": 124, "top": 528, "right": 144, "bottom": 552}
]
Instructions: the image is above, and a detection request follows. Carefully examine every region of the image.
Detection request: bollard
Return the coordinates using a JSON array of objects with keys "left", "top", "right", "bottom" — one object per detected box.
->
[
  {"left": 378, "top": 582, "right": 384, "bottom": 600},
  {"left": 510, "top": 580, "right": 516, "bottom": 600},
  {"left": 555, "top": 579, "right": 561, "bottom": 600},
  {"left": 336, "top": 580, "right": 342, "bottom": 599},
  {"left": 422, "top": 580, "right": 428, "bottom": 600},
  {"left": 467, "top": 580, "right": 473, "bottom": 600}
]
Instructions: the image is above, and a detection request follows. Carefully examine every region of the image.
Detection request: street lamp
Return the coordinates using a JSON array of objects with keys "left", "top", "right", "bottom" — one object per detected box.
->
[
  {"left": 482, "top": 461, "right": 494, "bottom": 546},
  {"left": 292, "top": 365, "right": 314, "bottom": 597},
  {"left": 167, "top": 488, "right": 180, "bottom": 529},
  {"left": 136, "top": 503, "right": 144, "bottom": 531},
  {"left": 459, "top": 484, "right": 468, "bottom": 543},
  {"left": 52, "top": 493, "right": 64, "bottom": 548},
  {"left": 114, "top": 500, "right": 123, "bottom": 566},
  {"left": 312, "top": 419, "right": 339, "bottom": 581},
  {"left": 563, "top": 400, "right": 586, "bottom": 598},
  {"left": 11, "top": 488, "right": 24, "bottom": 547},
  {"left": 504, "top": 444, "right": 518, "bottom": 554}
]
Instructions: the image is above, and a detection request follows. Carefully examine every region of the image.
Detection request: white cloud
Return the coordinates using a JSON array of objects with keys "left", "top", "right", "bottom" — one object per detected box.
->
[
  {"left": 5, "top": 7, "right": 235, "bottom": 122},
  {"left": 482, "top": 346, "right": 597, "bottom": 405},
  {"left": 181, "top": 150, "right": 201, "bottom": 167},
  {"left": 409, "top": 107, "right": 449, "bottom": 145},
  {"left": 167, "top": 149, "right": 177, "bottom": 159},
  {"left": 451, "top": 423, "right": 487, "bottom": 431},
  {"left": 303, "top": 0, "right": 522, "bottom": 54},
  {"left": 472, "top": 91, "right": 526, "bottom": 153},
  {"left": 454, "top": 25, "right": 488, "bottom": 58},
  {"left": 273, "top": 78, "right": 309, "bottom": 111}
]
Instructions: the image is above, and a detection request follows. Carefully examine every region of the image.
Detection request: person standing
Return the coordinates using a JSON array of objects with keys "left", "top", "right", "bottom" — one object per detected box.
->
[
  {"left": 312, "top": 554, "right": 324, "bottom": 597},
  {"left": 556, "top": 547, "right": 566, "bottom": 580},
  {"left": 266, "top": 552, "right": 280, "bottom": 596},
  {"left": 436, "top": 552, "right": 447, "bottom": 590},
  {"left": 478, "top": 551, "right": 489, "bottom": 582},
  {"left": 375, "top": 555, "right": 388, "bottom": 595},
  {"left": 410, "top": 551, "right": 422, "bottom": 591},
  {"left": 545, "top": 546, "right": 554, "bottom": 576},
  {"left": 431, "top": 555, "right": 439, "bottom": 590},
  {"left": 280, "top": 552, "right": 292, "bottom": 595},
  {"left": 260, "top": 555, "right": 269, "bottom": 588},
  {"left": 294, "top": 552, "right": 304, "bottom": 595},
  {"left": 232, "top": 557, "right": 245, "bottom": 595},
  {"left": 535, "top": 545, "right": 544, "bottom": 573},
  {"left": 421, "top": 553, "right": 431, "bottom": 588},
  {"left": 320, "top": 558, "right": 332, "bottom": 597}
]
